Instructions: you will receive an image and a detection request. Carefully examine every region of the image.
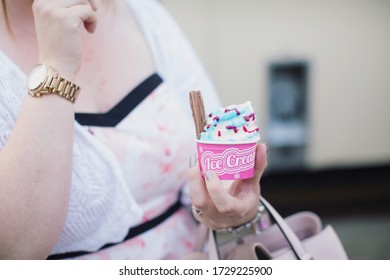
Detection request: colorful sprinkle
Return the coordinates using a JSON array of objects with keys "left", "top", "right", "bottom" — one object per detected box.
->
[
  {"left": 226, "top": 125, "right": 239, "bottom": 133},
  {"left": 243, "top": 126, "right": 259, "bottom": 133},
  {"left": 225, "top": 107, "right": 241, "bottom": 115},
  {"left": 244, "top": 113, "right": 255, "bottom": 122},
  {"left": 199, "top": 101, "right": 260, "bottom": 142}
]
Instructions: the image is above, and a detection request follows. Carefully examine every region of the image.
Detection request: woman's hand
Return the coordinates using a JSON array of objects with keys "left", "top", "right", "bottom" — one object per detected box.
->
[
  {"left": 188, "top": 143, "right": 268, "bottom": 229},
  {"left": 32, "top": 0, "right": 98, "bottom": 78}
]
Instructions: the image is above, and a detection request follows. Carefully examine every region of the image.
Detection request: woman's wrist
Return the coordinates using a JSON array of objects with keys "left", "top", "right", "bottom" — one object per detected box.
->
[
  {"left": 216, "top": 197, "right": 267, "bottom": 235},
  {"left": 41, "top": 60, "right": 78, "bottom": 82}
]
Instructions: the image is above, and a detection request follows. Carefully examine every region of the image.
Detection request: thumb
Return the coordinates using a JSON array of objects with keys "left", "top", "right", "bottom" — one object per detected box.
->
[{"left": 204, "top": 171, "right": 238, "bottom": 214}]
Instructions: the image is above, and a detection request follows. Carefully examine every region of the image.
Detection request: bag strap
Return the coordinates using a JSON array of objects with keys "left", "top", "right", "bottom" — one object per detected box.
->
[
  {"left": 208, "top": 197, "right": 313, "bottom": 260},
  {"left": 208, "top": 229, "right": 220, "bottom": 260},
  {"left": 259, "top": 197, "right": 313, "bottom": 260}
]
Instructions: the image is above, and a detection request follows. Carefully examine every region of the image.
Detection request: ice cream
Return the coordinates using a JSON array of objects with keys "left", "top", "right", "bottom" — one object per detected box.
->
[
  {"left": 189, "top": 91, "right": 261, "bottom": 180},
  {"left": 200, "top": 101, "right": 260, "bottom": 142}
]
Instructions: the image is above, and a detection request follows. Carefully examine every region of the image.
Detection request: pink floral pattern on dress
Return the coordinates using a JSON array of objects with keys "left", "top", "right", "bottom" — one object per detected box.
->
[{"left": 74, "top": 82, "right": 197, "bottom": 259}]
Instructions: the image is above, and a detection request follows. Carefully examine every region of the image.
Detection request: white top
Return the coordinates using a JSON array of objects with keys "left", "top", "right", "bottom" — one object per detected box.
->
[{"left": 0, "top": 0, "right": 220, "bottom": 255}]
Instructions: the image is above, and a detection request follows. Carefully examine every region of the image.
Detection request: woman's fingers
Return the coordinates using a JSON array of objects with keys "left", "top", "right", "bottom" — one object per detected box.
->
[
  {"left": 203, "top": 170, "right": 259, "bottom": 228},
  {"left": 188, "top": 155, "right": 209, "bottom": 212},
  {"left": 188, "top": 143, "right": 267, "bottom": 228},
  {"left": 206, "top": 143, "right": 267, "bottom": 212},
  {"left": 244, "top": 143, "right": 268, "bottom": 186},
  {"left": 87, "top": 0, "right": 98, "bottom": 11},
  {"left": 57, "top": 0, "right": 97, "bottom": 33},
  {"left": 188, "top": 158, "right": 244, "bottom": 216},
  {"left": 33, "top": 0, "right": 99, "bottom": 76},
  {"left": 203, "top": 171, "right": 237, "bottom": 215},
  {"left": 68, "top": 4, "right": 98, "bottom": 33}
]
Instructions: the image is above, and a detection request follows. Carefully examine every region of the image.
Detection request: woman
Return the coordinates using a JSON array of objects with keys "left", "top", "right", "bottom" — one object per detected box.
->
[{"left": 0, "top": 0, "right": 267, "bottom": 259}]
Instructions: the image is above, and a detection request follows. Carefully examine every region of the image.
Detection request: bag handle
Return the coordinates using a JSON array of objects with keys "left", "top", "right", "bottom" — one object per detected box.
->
[
  {"left": 208, "top": 197, "right": 313, "bottom": 260},
  {"left": 260, "top": 197, "right": 313, "bottom": 260}
]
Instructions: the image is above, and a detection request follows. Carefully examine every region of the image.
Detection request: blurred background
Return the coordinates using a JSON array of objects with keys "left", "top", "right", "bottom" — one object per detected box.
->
[{"left": 162, "top": 0, "right": 390, "bottom": 259}]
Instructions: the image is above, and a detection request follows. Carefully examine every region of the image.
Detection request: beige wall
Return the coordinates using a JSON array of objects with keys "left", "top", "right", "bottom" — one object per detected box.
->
[{"left": 163, "top": 0, "right": 390, "bottom": 169}]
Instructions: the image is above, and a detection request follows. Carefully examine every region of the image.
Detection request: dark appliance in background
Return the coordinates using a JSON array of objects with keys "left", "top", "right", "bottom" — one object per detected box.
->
[{"left": 266, "top": 61, "right": 309, "bottom": 172}]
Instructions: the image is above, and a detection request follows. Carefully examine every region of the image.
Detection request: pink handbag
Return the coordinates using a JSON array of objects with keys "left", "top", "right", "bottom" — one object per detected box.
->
[{"left": 184, "top": 197, "right": 348, "bottom": 260}]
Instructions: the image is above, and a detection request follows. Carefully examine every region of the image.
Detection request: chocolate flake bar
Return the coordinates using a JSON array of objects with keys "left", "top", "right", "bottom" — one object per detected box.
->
[{"left": 189, "top": 90, "right": 207, "bottom": 140}]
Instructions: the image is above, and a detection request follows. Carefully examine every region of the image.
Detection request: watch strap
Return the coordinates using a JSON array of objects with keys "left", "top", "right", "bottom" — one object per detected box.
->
[{"left": 48, "top": 74, "right": 80, "bottom": 103}]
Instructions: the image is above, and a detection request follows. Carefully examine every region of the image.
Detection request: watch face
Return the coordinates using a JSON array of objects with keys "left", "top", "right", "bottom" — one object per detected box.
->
[{"left": 27, "top": 64, "right": 48, "bottom": 91}]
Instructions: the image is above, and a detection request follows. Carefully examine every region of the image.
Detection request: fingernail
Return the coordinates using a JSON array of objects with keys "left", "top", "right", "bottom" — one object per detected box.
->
[
  {"left": 189, "top": 154, "right": 197, "bottom": 167},
  {"left": 265, "top": 143, "right": 269, "bottom": 154},
  {"left": 205, "top": 171, "right": 213, "bottom": 180}
]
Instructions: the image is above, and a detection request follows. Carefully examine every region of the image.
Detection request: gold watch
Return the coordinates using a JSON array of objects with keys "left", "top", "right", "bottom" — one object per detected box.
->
[{"left": 27, "top": 63, "right": 80, "bottom": 103}]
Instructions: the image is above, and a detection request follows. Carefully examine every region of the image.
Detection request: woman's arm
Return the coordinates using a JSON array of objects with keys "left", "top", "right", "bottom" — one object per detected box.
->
[
  {"left": 0, "top": 94, "right": 74, "bottom": 259},
  {"left": 0, "top": 0, "right": 97, "bottom": 259}
]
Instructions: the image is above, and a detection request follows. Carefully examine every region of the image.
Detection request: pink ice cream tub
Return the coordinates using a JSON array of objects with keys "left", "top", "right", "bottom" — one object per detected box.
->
[{"left": 196, "top": 140, "right": 257, "bottom": 180}]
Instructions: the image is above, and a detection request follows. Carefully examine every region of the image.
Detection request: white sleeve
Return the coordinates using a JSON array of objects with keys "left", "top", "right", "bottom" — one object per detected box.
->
[
  {"left": 0, "top": 102, "right": 12, "bottom": 151},
  {"left": 0, "top": 57, "right": 27, "bottom": 152}
]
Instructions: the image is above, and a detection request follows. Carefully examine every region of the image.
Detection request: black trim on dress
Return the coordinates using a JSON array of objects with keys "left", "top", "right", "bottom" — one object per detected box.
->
[
  {"left": 47, "top": 199, "right": 182, "bottom": 259},
  {"left": 75, "top": 73, "right": 163, "bottom": 127}
]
